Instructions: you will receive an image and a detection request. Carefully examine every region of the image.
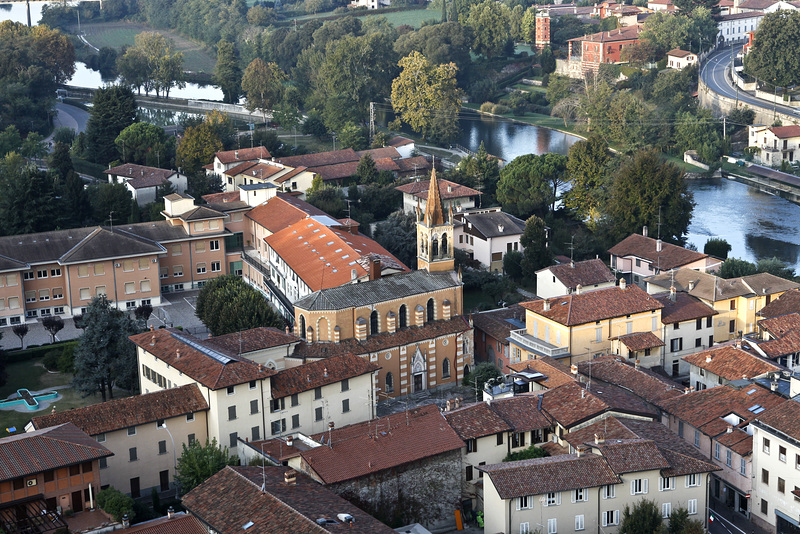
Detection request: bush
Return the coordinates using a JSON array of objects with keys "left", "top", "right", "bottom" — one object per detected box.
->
[
  {"left": 503, "top": 445, "right": 549, "bottom": 462},
  {"left": 96, "top": 488, "right": 135, "bottom": 522},
  {"left": 492, "top": 104, "right": 510, "bottom": 115},
  {"left": 58, "top": 344, "right": 76, "bottom": 374},
  {"left": 462, "top": 361, "right": 502, "bottom": 391},
  {"left": 42, "top": 350, "right": 60, "bottom": 372},
  {"left": 480, "top": 101, "right": 495, "bottom": 112}
]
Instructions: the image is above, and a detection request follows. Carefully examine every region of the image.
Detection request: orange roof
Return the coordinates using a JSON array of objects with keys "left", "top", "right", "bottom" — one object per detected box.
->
[
  {"left": 521, "top": 285, "right": 663, "bottom": 326},
  {"left": 682, "top": 343, "right": 782, "bottom": 381},
  {"left": 265, "top": 218, "right": 409, "bottom": 291},
  {"left": 214, "top": 146, "right": 271, "bottom": 165},
  {"left": 229, "top": 162, "right": 284, "bottom": 181},
  {"left": 246, "top": 194, "right": 328, "bottom": 235}
]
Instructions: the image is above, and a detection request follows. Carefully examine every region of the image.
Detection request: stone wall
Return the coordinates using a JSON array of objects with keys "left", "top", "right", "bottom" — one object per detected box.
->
[
  {"left": 330, "top": 449, "right": 463, "bottom": 531},
  {"left": 699, "top": 77, "right": 799, "bottom": 127}
]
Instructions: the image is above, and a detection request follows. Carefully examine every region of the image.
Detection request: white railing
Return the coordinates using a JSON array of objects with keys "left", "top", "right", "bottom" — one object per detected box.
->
[{"left": 510, "top": 329, "right": 570, "bottom": 358}]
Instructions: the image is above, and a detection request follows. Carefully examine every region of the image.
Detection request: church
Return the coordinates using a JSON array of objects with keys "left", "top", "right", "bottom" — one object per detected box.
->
[{"left": 291, "top": 170, "right": 474, "bottom": 397}]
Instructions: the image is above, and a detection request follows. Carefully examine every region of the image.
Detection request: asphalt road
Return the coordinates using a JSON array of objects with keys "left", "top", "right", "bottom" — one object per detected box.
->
[
  {"left": 50, "top": 101, "right": 90, "bottom": 138},
  {"left": 700, "top": 45, "right": 800, "bottom": 119}
]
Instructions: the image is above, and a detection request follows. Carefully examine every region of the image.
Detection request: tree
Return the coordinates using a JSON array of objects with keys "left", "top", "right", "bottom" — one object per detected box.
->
[
  {"left": 195, "top": 275, "right": 285, "bottom": 337},
  {"left": 718, "top": 257, "right": 757, "bottom": 279},
  {"left": 242, "top": 58, "right": 287, "bottom": 128},
  {"left": 213, "top": 40, "right": 242, "bottom": 104},
  {"left": 88, "top": 183, "right": 132, "bottom": 225},
  {"left": 466, "top": 0, "right": 512, "bottom": 58},
  {"left": 115, "top": 122, "right": 175, "bottom": 167},
  {"left": 503, "top": 445, "right": 549, "bottom": 462},
  {"left": 176, "top": 122, "right": 224, "bottom": 178},
  {"left": 620, "top": 499, "right": 662, "bottom": 534},
  {"left": 0, "top": 125, "right": 23, "bottom": 158},
  {"left": 96, "top": 488, "right": 135, "bottom": 522},
  {"left": 63, "top": 171, "right": 92, "bottom": 228},
  {"left": 176, "top": 438, "right": 237, "bottom": 494},
  {"left": 539, "top": 47, "right": 556, "bottom": 75},
  {"left": 605, "top": 149, "right": 694, "bottom": 245},
  {"left": 42, "top": 315, "right": 65, "bottom": 344},
  {"left": 704, "top": 238, "right": 731, "bottom": 259},
  {"left": 21, "top": 133, "right": 48, "bottom": 161},
  {"left": 391, "top": 51, "right": 463, "bottom": 142},
  {"left": 503, "top": 250, "right": 524, "bottom": 283},
  {"left": 72, "top": 296, "right": 140, "bottom": 401},
  {"left": 135, "top": 303, "right": 154, "bottom": 323},
  {"left": 674, "top": 108, "right": 723, "bottom": 165},
  {"left": 756, "top": 257, "right": 796, "bottom": 280},
  {"left": 85, "top": 85, "right": 137, "bottom": 165},
  {"left": 497, "top": 153, "right": 567, "bottom": 219},
  {"left": 744, "top": 11, "right": 800, "bottom": 89},
  {"left": 564, "top": 135, "right": 612, "bottom": 220},
  {"left": 0, "top": 154, "right": 58, "bottom": 235},
  {"left": 356, "top": 153, "right": 378, "bottom": 184},
  {"left": 49, "top": 141, "right": 74, "bottom": 182},
  {"left": 462, "top": 361, "right": 502, "bottom": 392},
  {"left": 665, "top": 507, "right": 704, "bottom": 534},
  {"left": 520, "top": 215, "right": 553, "bottom": 276},
  {"left": 393, "top": 22, "right": 473, "bottom": 82},
  {"left": 12, "top": 323, "right": 28, "bottom": 350},
  {"left": 374, "top": 211, "right": 419, "bottom": 270},
  {"left": 117, "top": 32, "right": 184, "bottom": 98}
]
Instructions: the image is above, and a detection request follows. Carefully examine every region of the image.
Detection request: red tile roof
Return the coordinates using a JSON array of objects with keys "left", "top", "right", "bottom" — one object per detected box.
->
[
  {"left": 201, "top": 192, "right": 249, "bottom": 212},
  {"left": 395, "top": 178, "right": 482, "bottom": 201},
  {"left": 611, "top": 331, "right": 665, "bottom": 351},
  {"left": 182, "top": 466, "right": 394, "bottom": 534},
  {"left": 753, "top": 399, "right": 800, "bottom": 442},
  {"left": 757, "top": 312, "right": 800, "bottom": 358},
  {"left": 301, "top": 404, "right": 464, "bottom": 484},
  {"left": 577, "top": 357, "right": 683, "bottom": 408},
  {"left": 683, "top": 343, "right": 782, "bottom": 381},
  {"left": 246, "top": 193, "right": 329, "bottom": 235},
  {"left": 443, "top": 402, "right": 513, "bottom": 440},
  {"left": 488, "top": 395, "right": 553, "bottom": 431},
  {"left": 667, "top": 49, "right": 693, "bottom": 58},
  {"left": 480, "top": 454, "right": 620, "bottom": 498},
  {"left": 520, "top": 285, "right": 663, "bottom": 326},
  {"left": 538, "top": 259, "right": 616, "bottom": 289},
  {"left": 122, "top": 515, "right": 206, "bottom": 534},
  {"left": 506, "top": 358, "right": 576, "bottom": 389},
  {"left": 472, "top": 305, "right": 525, "bottom": 345},
  {"left": 594, "top": 439, "right": 670, "bottom": 473},
  {"left": 1, "top": 423, "right": 111, "bottom": 482},
  {"left": 228, "top": 162, "right": 284, "bottom": 181},
  {"left": 214, "top": 146, "right": 271, "bottom": 165},
  {"left": 768, "top": 125, "right": 800, "bottom": 139},
  {"left": 394, "top": 156, "right": 432, "bottom": 174},
  {"left": 277, "top": 148, "right": 360, "bottom": 169},
  {"left": 570, "top": 25, "right": 643, "bottom": 43},
  {"left": 655, "top": 292, "right": 718, "bottom": 324},
  {"left": 205, "top": 327, "right": 300, "bottom": 356},
  {"left": 265, "top": 218, "right": 408, "bottom": 291},
  {"left": 270, "top": 353, "right": 379, "bottom": 398},
  {"left": 357, "top": 147, "right": 401, "bottom": 160},
  {"left": 758, "top": 290, "right": 800, "bottom": 318},
  {"left": 541, "top": 381, "right": 656, "bottom": 429},
  {"left": 128, "top": 328, "right": 275, "bottom": 390},
  {"left": 30, "top": 384, "right": 208, "bottom": 436},
  {"left": 609, "top": 234, "right": 708, "bottom": 270},
  {"left": 222, "top": 161, "right": 258, "bottom": 177}
]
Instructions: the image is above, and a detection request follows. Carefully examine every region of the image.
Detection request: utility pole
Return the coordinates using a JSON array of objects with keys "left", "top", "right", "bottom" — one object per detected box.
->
[
  {"left": 723, "top": 116, "right": 726, "bottom": 138},
  {"left": 369, "top": 102, "right": 375, "bottom": 142}
]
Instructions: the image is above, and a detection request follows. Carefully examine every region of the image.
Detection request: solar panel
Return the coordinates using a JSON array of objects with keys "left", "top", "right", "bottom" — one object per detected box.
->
[{"left": 172, "top": 332, "right": 232, "bottom": 364}]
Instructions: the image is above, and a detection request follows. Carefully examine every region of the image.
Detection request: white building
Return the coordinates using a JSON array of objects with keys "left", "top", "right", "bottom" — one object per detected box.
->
[
  {"left": 683, "top": 342, "right": 782, "bottom": 391},
  {"left": 748, "top": 125, "right": 800, "bottom": 166},
  {"left": 536, "top": 258, "right": 616, "bottom": 299},
  {"left": 453, "top": 208, "right": 526, "bottom": 273},
  {"left": 104, "top": 164, "right": 189, "bottom": 207},
  {"left": 666, "top": 49, "right": 698, "bottom": 70},
  {"left": 718, "top": 11, "right": 764, "bottom": 42},
  {"left": 655, "top": 290, "right": 718, "bottom": 376}
]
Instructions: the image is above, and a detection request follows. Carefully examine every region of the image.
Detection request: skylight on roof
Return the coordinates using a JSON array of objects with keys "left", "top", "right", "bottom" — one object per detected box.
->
[
  {"left": 327, "top": 241, "right": 334, "bottom": 246},
  {"left": 342, "top": 255, "right": 350, "bottom": 259},
  {"left": 748, "top": 404, "right": 762, "bottom": 412},
  {"left": 747, "top": 388, "right": 757, "bottom": 395}
]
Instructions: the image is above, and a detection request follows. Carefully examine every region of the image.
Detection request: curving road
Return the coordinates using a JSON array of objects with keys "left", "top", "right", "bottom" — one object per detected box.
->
[{"left": 700, "top": 45, "right": 800, "bottom": 119}]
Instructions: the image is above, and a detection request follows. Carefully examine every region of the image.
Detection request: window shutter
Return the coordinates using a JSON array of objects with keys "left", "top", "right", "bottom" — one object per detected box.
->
[
  {"left": 571, "top": 491, "right": 576, "bottom": 504},
  {"left": 630, "top": 480, "right": 635, "bottom": 495},
  {"left": 557, "top": 492, "right": 561, "bottom": 505},
  {"left": 516, "top": 498, "right": 521, "bottom": 511},
  {"left": 614, "top": 510, "right": 620, "bottom": 525},
  {"left": 643, "top": 479, "right": 648, "bottom": 494}
]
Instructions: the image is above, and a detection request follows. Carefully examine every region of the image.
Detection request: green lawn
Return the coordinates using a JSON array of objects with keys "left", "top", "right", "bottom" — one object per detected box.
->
[{"left": 289, "top": 6, "right": 439, "bottom": 28}]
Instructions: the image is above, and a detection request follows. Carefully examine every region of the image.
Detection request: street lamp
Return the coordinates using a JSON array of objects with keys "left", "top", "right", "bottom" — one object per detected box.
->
[{"left": 159, "top": 422, "right": 178, "bottom": 498}]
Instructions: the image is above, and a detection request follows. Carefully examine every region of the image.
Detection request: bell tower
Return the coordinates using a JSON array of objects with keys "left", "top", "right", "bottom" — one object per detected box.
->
[{"left": 417, "top": 168, "right": 454, "bottom": 273}]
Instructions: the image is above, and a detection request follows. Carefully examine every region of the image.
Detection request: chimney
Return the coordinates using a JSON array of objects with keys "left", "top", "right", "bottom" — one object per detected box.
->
[
  {"left": 575, "top": 284, "right": 582, "bottom": 295},
  {"left": 570, "top": 261, "right": 575, "bottom": 268},
  {"left": 333, "top": 326, "right": 341, "bottom": 343},
  {"left": 634, "top": 359, "right": 640, "bottom": 369},
  {"left": 285, "top": 325, "right": 290, "bottom": 335},
  {"left": 619, "top": 278, "right": 627, "bottom": 290},
  {"left": 543, "top": 299, "right": 551, "bottom": 311},
  {"left": 576, "top": 444, "right": 587, "bottom": 457},
  {"left": 167, "top": 507, "right": 175, "bottom": 520},
  {"left": 446, "top": 399, "right": 453, "bottom": 411},
  {"left": 594, "top": 433, "right": 605, "bottom": 444},
  {"left": 726, "top": 426, "right": 733, "bottom": 434},
  {"left": 235, "top": 150, "right": 239, "bottom": 160},
  {"left": 324, "top": 367, "right": 328, "bottom": 378},
  {"left": 284, "top": 469, "right": 297, "bottom": 485},
  {"left": 369, "top": 258, "right": 381, "bottom": 281},
  {"left": 643, "top": 226, "right": 648, "bottom": 237},
  {"left": 150, "top": 324, "right": 154, "bottom": 332},
  {"left": 176, "top": 349, "right": 181, "bottom": 359},
  {"left": 656, "top": 239, "right": 663, "bottom": 253},
  {"left": 688, "top": 280, "right": 696, "bottom": 291},
  {"left": 669, "top": 285, "right": 677, "bottom": 302},
  {"left": 771, "top": 381, "right": 779, "bottom": 391},
  {"left": 706, "top": 355, "right": 712, "bottom": 363},
  {"left": 286, "top": 435, "right": 294, "bottom": 447},
  {"left": 150, "top": 334, "right": 156, "bottom": 346},
  {"left": 443, "top": 300, "right": 452, "bottom": 320},
  {"left": 571, "top": 364, "right": 578, "bottom": 375}
]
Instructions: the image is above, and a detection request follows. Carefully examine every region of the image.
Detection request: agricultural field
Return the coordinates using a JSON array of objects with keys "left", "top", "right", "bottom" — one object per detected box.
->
[
  {"left": 77, "top": 22, "right": 216, "bottom": 73},
  {"left": 290, "top": 6, "right": 440, "bottom": 29}
]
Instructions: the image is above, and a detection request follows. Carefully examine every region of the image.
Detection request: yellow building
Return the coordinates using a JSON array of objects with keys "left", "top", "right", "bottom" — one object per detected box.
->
[{"left": 510, "top": 280, "right": 664, "bottom": 364}]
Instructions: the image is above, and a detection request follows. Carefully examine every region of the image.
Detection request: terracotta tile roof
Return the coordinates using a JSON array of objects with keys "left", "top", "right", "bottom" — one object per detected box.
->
[
  {"left": 201, "top": 192, "right": 250, "bottom": 212},
  {"left": 301, "top": 405, "right": 464, "bottom": 484},
  {"left": 473, "top": 305, "right": 526, "bottom": 344},
  {"left": 714, "top": 427, "right": 752, "bottom": 456},
  {"left": 312, "top": 158, "right": 400, "bottom": 182},
  {"left": 222, "top": 161, "right": 258, "bottom": 177},
  {"left": 228, "top": 162, "right": 285, "bottom": 181},
  {"left": 214, "top": 146, "right": 271, "bottom": 165},
  {"left": 753, "top": 399, "right": 800, "bottom": 442},
  {"left": 506, "top": 357, "right": 576, "bottom": 389},
  {"left": 388, "top": 136, "right": 414, "bottom": 147},
  {"left": 122, "top": 514, "right": 206, "bottom": 534},
  {"left": 357, "top": 147, "right": 401, "bottom": 160},
  {"left": 570, "top": 25, "right": 643, "bottom": 43},
  {"left": 292, "top": 317, "right": 471, "bottom": 360},
  {"left": 246, "top": 193, "right": 329, "bottom": 235},
  {"left": 735, "top": 0, "right": 777, "bottom": 10},
  {"left": 265, "top": 218, "right": 408, "bottom": 291},
  {"left": 443, "top": 402, "right": 513, "bottom": 440},
  {"left": 394, "top": 156, "right": 431, "bottom": 173},
  {"left": 1, "top": 423, "right": 111, "bottom": 482},
  {"left": 611, "top": 331, "right": 665, "bottom": 351},
  {"left": 205, "top": 327, "right": 300, "bottom": 356},
  {"left": 577, "top": 357, "right": 683, "bottom": 408},
  {"left": 270, "top": 353, "right": 379, "bottom": 399},
  {"left": 660, "top": 384, "right": 784, "bottom": 440},
  {"left": 276, "top": 148, "right": 360, "bottom": 169},
  {"left": 758, "top": 290, "right": 800, "bottom": 318},
  {"left": 683, "top": 343, "right": 782, "bottom": 381},
  {"left": 520, "top": 285, "right": 663, "bottom": 326},
  {"left": 487, "top": 395, "right": 553, "bottom": 431},
  {"left": 609, "top": 234, "right": 708, "bottom": 270},
  {"left": 541, "top": 381, "right": 656, "bottom": 429},
  {"left": 756, "top": 313, "right": 800, "bottom": 357},
  {"left": 655, "top": 292, "right": 718, "bottom": 324},
  {"left": 538, "top": 259, "right": 616, "bottom": 290},
  {"left": 170, "top": 205, "right": 227, "bottom": 222},
  {"left": 395, "top": 178, "right": 482, "bottom": 201},
  {"left": 595, "top": 439, "right": 670, "bottom": 473},
  {"left": 182, "top": 466, "right": 394, "bottom": 534},
  {"left": 104, "top": 164, "right": 174, "bottom": 188},
  {"left": 29, "top": 385, "right": 208, "bottom": 436},
  {"left": 128, "top": 328, "right": 275, "bottom": 390},
  {"left": 667, "top": 49, "right": 693, "bottom": 58},
  {"left": 564, "top": 417, "right": 638, "bottom": 448},
  {"left": 480, "top": 454, "right": 620, "bottom": 498},
  {"left": 646, "top": 270, "right": 800, "bottom": 303}
]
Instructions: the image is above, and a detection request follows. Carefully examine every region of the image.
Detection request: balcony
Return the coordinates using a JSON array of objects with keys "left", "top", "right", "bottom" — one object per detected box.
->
[{"left": 509, "top": 328, "right": 570, "bottom": 358}]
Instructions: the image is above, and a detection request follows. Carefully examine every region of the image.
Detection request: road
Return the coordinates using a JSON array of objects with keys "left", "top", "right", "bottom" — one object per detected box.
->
[
  {"left": 700, "top": 45, "right": 800, "bottom": 119},
  {"left": 50, "top": 101, "right": 90, "bottom": 137}
]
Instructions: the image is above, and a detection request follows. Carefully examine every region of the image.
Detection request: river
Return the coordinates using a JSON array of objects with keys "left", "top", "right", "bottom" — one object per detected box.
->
[{"left": 6, "top": 2, "right": 800, "bottom": 272}]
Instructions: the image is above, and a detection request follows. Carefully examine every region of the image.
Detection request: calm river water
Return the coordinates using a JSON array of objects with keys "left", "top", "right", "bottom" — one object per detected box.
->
[{"left": 6, "top": 2, "right": 800, "bottom": 271}]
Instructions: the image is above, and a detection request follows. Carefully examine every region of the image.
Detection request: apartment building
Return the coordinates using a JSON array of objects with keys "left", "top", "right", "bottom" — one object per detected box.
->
[{"left": 655, "top": 290, "right": 718, "bottom": 376}]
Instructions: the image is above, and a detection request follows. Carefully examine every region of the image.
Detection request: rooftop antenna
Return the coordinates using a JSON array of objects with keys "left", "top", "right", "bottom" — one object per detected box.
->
[
  {"left": 108, "top": 211, "right": 114, "bottom": 232},
  {"left": 656, "top": 206, "right": 663, "bottom": 240},
  {"left": 565, "top": 235, "right": 575, "bottom": 263},
  {"left": 345, "top": 199, "right": 353, "bottom": 221}
]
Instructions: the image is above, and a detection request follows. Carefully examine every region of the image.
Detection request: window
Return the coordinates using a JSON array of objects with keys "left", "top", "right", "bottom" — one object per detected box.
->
[
  {"left": 251, "top": 426, "right": 261, "bottom": 441},
  {"left": 796, "top": 453, "right": 800, "bottom": 470},
  {"left": 158, "top": 440, "right": 167, "bottom": 455},
  {"left": 575, "top": 515, "right": 585, "bottom": 531},
  {"left": 227, "top": 386, "right": 235, "bottom": 395},
  {"left": 779, "top": 477, "right": 786, "bottom": 493},
  {"left": 512, "top": 432, "right": 526, "bottom": 448},
  {"left": 686, "top": 474, "right": 701, "bottom": 487},
  {"left": 497, "top": 433, "right": 504, "bottom": 446},
  {"left": 678, "top": 421, "right": 684, "bottom": 438},
  {"left": 714, "top": 442, "right": 721, "bottom": 460},
  {"left": 729, "top": 320, "right": 736, "bottom": 333},
  {"left": 211, "top": 261, "right": 221, "bottom": 272},
  {"left": 466, "top": 439, "right": 478, "bottom": 453},
  {"left": 196, "top": 263, "right": 207, "bottom": 274},
  {"left": 25, "top": 291, "right": 36, "bottom": 303},
  {"left": 53, "top": 287, "right": 63, "bottom": 300},
  {"left": 547, "top": 518, "right": 557, "bottom": 534},
  {"left": 210, "top": 240, "right": 220, "bottom": 251},
  {"left": 780, "top": 445, "right": 787, "bottom": 463},
  {"left": 707, "top": 316, "right": 713, "bottom": 328},
  {"left": 385, "top": 372, "right": 394, "bottom": 393},
  {"left": 37, "top": 269, "right": 48, "bottom": 279},
  {"left": 730, "top": 299, "right": 736, "bottom": 310},
  {"left": 127, "top": 426, "right": 136, "bottom": 436},
  {"left": 696, "top": 318, "right": 703, "bottom": 330},
  {"left": 292, "top": 414, "right": 300, "bottom": 429},
  {"left": 129, "top": 447, "right": 138, "bottom": 462},
  {"left": 688, "top": 499, "right": 698, "bottom": 515},
  {"left": 659, "top": 477, "right": 674, "bottom": 491},
  {"left": 314, "top": 387, "right": 322, "bottom": 400},
  {"left": 726, "top": 449, "right": 732, "bottom": 467},
  {"left": 603, "top": 485, "right": 615, "bottom": 499},
  {"left": 595, "top": 327, "right": 602, "bottom": 343},
  {"left": 695, "top": 338, "right": 702, "bottom": 348},
  {"left": 670, "top": 338, "right": 683, "bottom": 352},
  {"left": 520, "top": 522, "right": 530, "bottom": 534},
  {"left": 195, "top": 241, "right": 206, "bottom": 253},
  {"left": 186, "top": 413, "right": 195, "bottom": 422},
  {"left": 140, "top": 280, "right": 151, "bottom": 293},
  {"left": 172, "top": 244, "right": 182, "bottom": 256},
  {"left": 341, "top": 378, "right": 350, "bottom": 392},
  {"left": 764, "top": 438, "right": 771, "bottom": 454},
  {"left": 762, "top": 468, "right": 770, "bottom": 485},
  {"left": 602, "top": 511, "right": 619, "bottom": 527},
  {"left": 315, "top": 407, "right": 323, "bottom": 421},
  {"left": 741, "top": 458, "right": 747, "bottom": 476},
  {"left": 662, "top": 502, "right": 672, "bottom": 518},
  {"left": 442, "top": 358, "right": 451, "bottom": 378},
  {"left": 122, "top": 260, "right": 134, "bottom": 272},
  {"left": 761, "top": 499, "right": 768, "bottom": 515},
  {"left": 694, "top": 430, "right": 700, "bottom": 447},
  {"left": 173, "top": 265, "right": 183, "bottom": 277},
  {"left": 188, "top": 433, "right": 196, "bottom": 446},
  {"left": 291, "top": 394, "right": 299, "bottom": 407},
  {"left": 271, "top": 398, "right": 285, "bottom": 413},
  {"left": 342, "top": 399, "right": 350, "bottom": 413},
  {"left": 137, "top": 258, "right": 149, "bottom": 270},
  {"left": 96, "top": 433, "right": 106, "bottom": 443},
  {"left": 99, "top": 458, "right": 107, "bottom": 469},
  {"left": 228, "top": 405, "right": 237, "bottom": 420},
  {"left": 250, "top": 400, "right": 259, "bottom": 415},
  {"left": 631, "top": 479, "right": 648, "bottom": 495},
  {"left": 271, "top": 419, "right": 286, "bottom": 435},
  {"left": 130, "top": 478, "right": 140, "bottom": 499},
  {"left": 573, "top": 488, "right": 587, "bottom": 502},
  {"left": 77, "top": 265, "right": 89, "bottom": 277},
  {"left": 545, "top": 492, "right": 560, "bottom": 506},
  {"left": 229, "top": 432, "right": 238, "bottom": 448},
  {"left": 517, "top": 495, "right": 532, "bottom": 510},
  {"left": 125, "top": 282, "right": 135, "bottom": 294},
  {"left": 156, "top": 419, "right": 165, "bottom": 429},
  {"left": 95, "top": 285, "right": 106, "bottom": 297}
]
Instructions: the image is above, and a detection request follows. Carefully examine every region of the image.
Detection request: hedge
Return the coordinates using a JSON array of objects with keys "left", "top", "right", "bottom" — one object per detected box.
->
[{"left": 5, "top": 341, "right": 79, "bottom": 364}]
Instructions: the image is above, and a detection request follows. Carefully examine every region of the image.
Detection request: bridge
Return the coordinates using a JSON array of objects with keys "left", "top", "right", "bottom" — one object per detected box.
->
[{"left": 724, "top": 160, "right": 800, "bottom": 206}]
